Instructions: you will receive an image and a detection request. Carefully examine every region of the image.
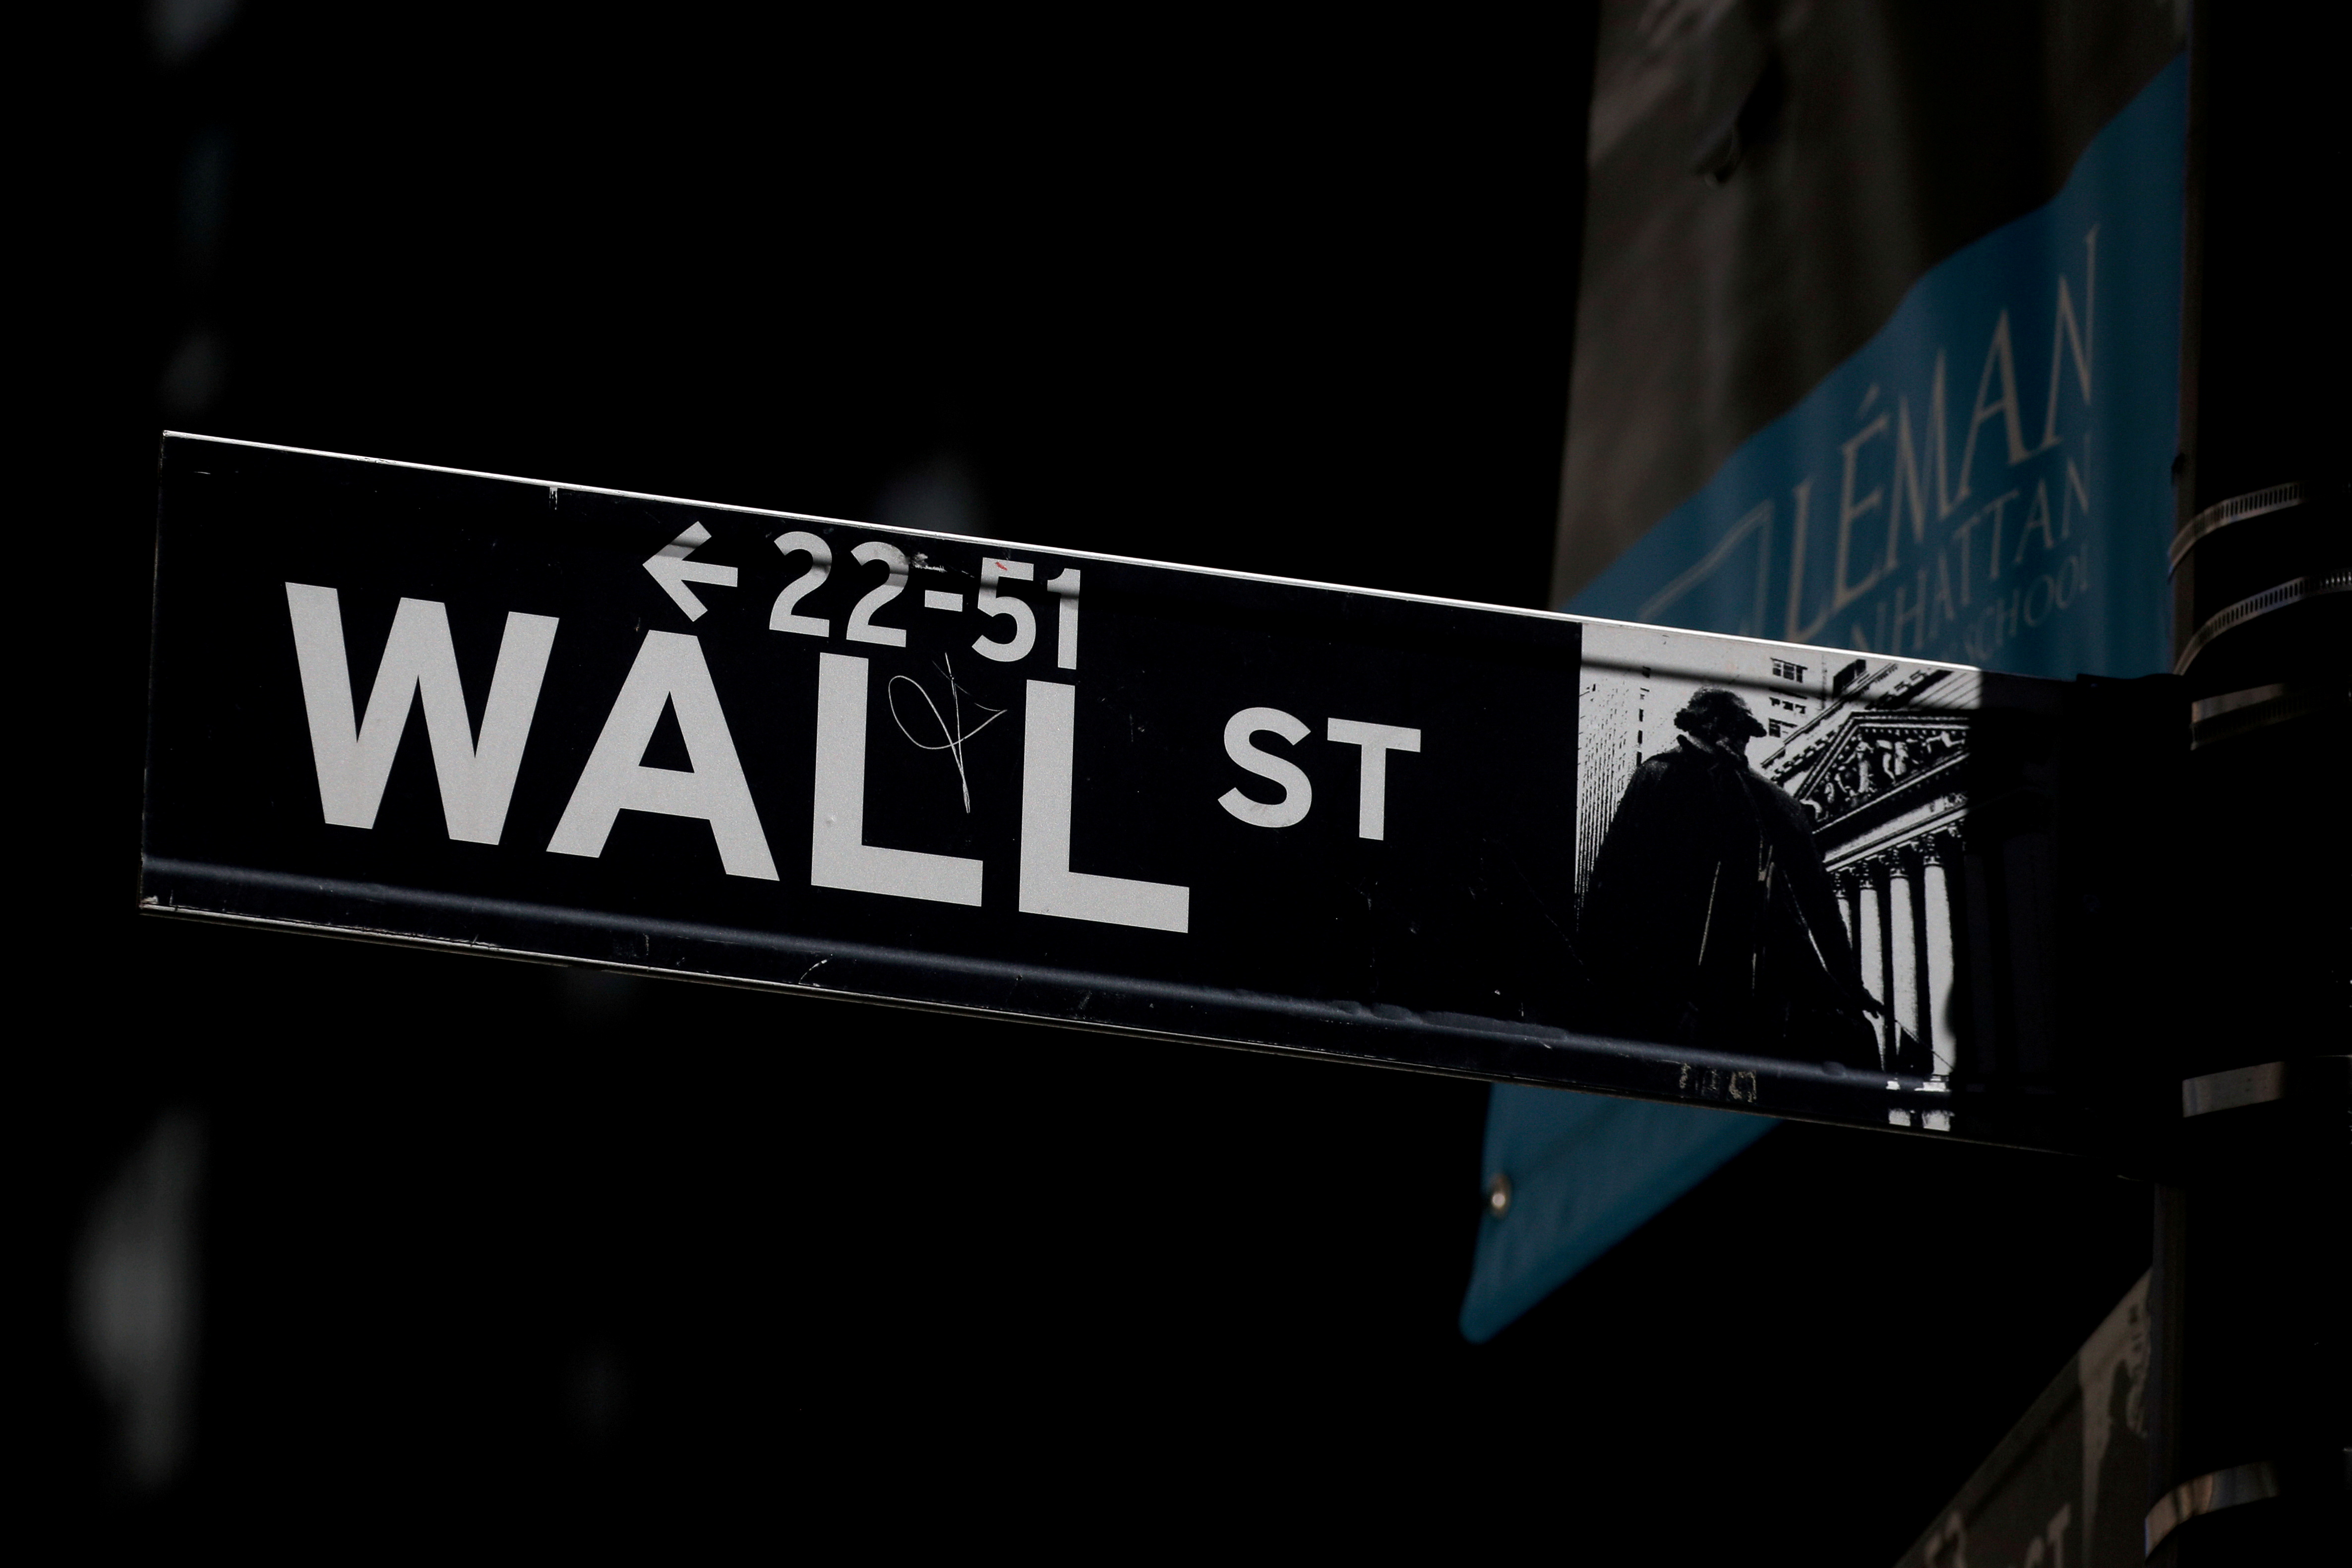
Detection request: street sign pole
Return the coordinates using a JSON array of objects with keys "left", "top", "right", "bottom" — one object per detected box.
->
[{"left": 2146, "top": 3, "right": 2351, "bottom": 1559}]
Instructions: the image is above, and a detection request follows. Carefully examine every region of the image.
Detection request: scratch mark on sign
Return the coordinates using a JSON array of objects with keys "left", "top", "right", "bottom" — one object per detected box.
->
[{"left": 887, "top": 652, "right": 1007, "bottom": 813}]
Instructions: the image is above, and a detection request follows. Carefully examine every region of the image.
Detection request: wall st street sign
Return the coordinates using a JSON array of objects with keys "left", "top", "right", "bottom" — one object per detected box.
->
[{"left": 139, "top": 435, "right": 2176, "bottom": 1154}]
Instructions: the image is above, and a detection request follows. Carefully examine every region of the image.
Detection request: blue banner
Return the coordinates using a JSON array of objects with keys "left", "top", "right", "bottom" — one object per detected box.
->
[
  {"left": 1568, "top": 57, "right": 2186, "bottom": 683},
  {"left": 1464, "top": 54, "right": 2184, "bottom": 1345}
]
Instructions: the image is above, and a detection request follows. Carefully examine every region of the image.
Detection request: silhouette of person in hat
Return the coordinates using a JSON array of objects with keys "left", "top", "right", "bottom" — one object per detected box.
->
[{"left": 1578, "top": 688, "right": 1881, "bottom": 1066}]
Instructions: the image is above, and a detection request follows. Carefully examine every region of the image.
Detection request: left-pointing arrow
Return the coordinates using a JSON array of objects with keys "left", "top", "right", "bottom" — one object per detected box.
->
[{"left": 643, "top": 523, "right": 738, "bottom": 621}]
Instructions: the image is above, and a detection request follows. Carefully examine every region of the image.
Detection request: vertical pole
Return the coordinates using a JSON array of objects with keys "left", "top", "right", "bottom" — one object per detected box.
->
[{"left": 2150, "top": 1, "right": 2348, "bottom": 1560}]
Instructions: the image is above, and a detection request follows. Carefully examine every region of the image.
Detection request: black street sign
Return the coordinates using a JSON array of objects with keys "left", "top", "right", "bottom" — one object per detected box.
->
[{"left": 139, "top": 435, "right": 2175, "bottom": 1154}]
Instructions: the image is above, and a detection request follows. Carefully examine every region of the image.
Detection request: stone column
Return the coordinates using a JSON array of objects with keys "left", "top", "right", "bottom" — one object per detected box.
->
[
  {"left": 1855, "top": 867, "right": 1887, "bottom": 1070},
  {"left": 1886, "top": 850, "right": 1921, "bottom": 1071},
  {"left": 1920, "top": 835, "right": 1961, "bottom": 1081},
  {"left": 1835, "top": 872, "right": 1856, "bottom": 945}
]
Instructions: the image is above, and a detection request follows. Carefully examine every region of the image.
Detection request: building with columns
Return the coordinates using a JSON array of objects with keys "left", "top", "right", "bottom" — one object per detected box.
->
[{"left": 1760, "top": 662, "right": 1978, "bottom": 1083}]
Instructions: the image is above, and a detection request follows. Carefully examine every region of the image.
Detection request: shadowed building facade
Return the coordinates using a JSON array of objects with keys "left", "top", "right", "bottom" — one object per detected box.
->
[{"left": 1763, "top": 662, "right": 1974, "bottom": 1097}]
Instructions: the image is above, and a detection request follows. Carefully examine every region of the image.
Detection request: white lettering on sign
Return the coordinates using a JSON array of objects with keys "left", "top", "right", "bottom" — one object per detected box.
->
[
  {"left": 1046, "top": 568, "right": 1080, "bottom": 669},
  {"left": 1020, "top": 680, "right": 1188, "bottom": 932},
  {"left": 809, "top": 652, "right": 985, "bottom": 905},
  {"left": 1218, "top": 708, "right": 1313, "bottom": 828},
  {"left": 972, "top": 558, "right": 1037, "bottom": 663},
  {"left": 290, "top": 552, "right": 1387, "bottom": 925},
  {"left": 1325, "top": 718, "right": 1422, "bottom": 841},
  {"left": 768, "top": 531, "right": 832, "bottom": 637},
  {"left": 285, "top": 583, "right": 557, "bottom": 844},
  {"left": 642, "top": 522, "right": 738, "bottom": 622},
  {"left": 844, "top": 541, "right": 911, "bottom": 647},
  {"left": 546, "top": 630, "right": 779, "bottom": 879}
]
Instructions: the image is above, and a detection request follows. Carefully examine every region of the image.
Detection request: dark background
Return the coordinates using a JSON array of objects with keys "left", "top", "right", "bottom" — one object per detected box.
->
[{"left": 34, "top": 2, "right": 2149, "bottom": 1551}]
